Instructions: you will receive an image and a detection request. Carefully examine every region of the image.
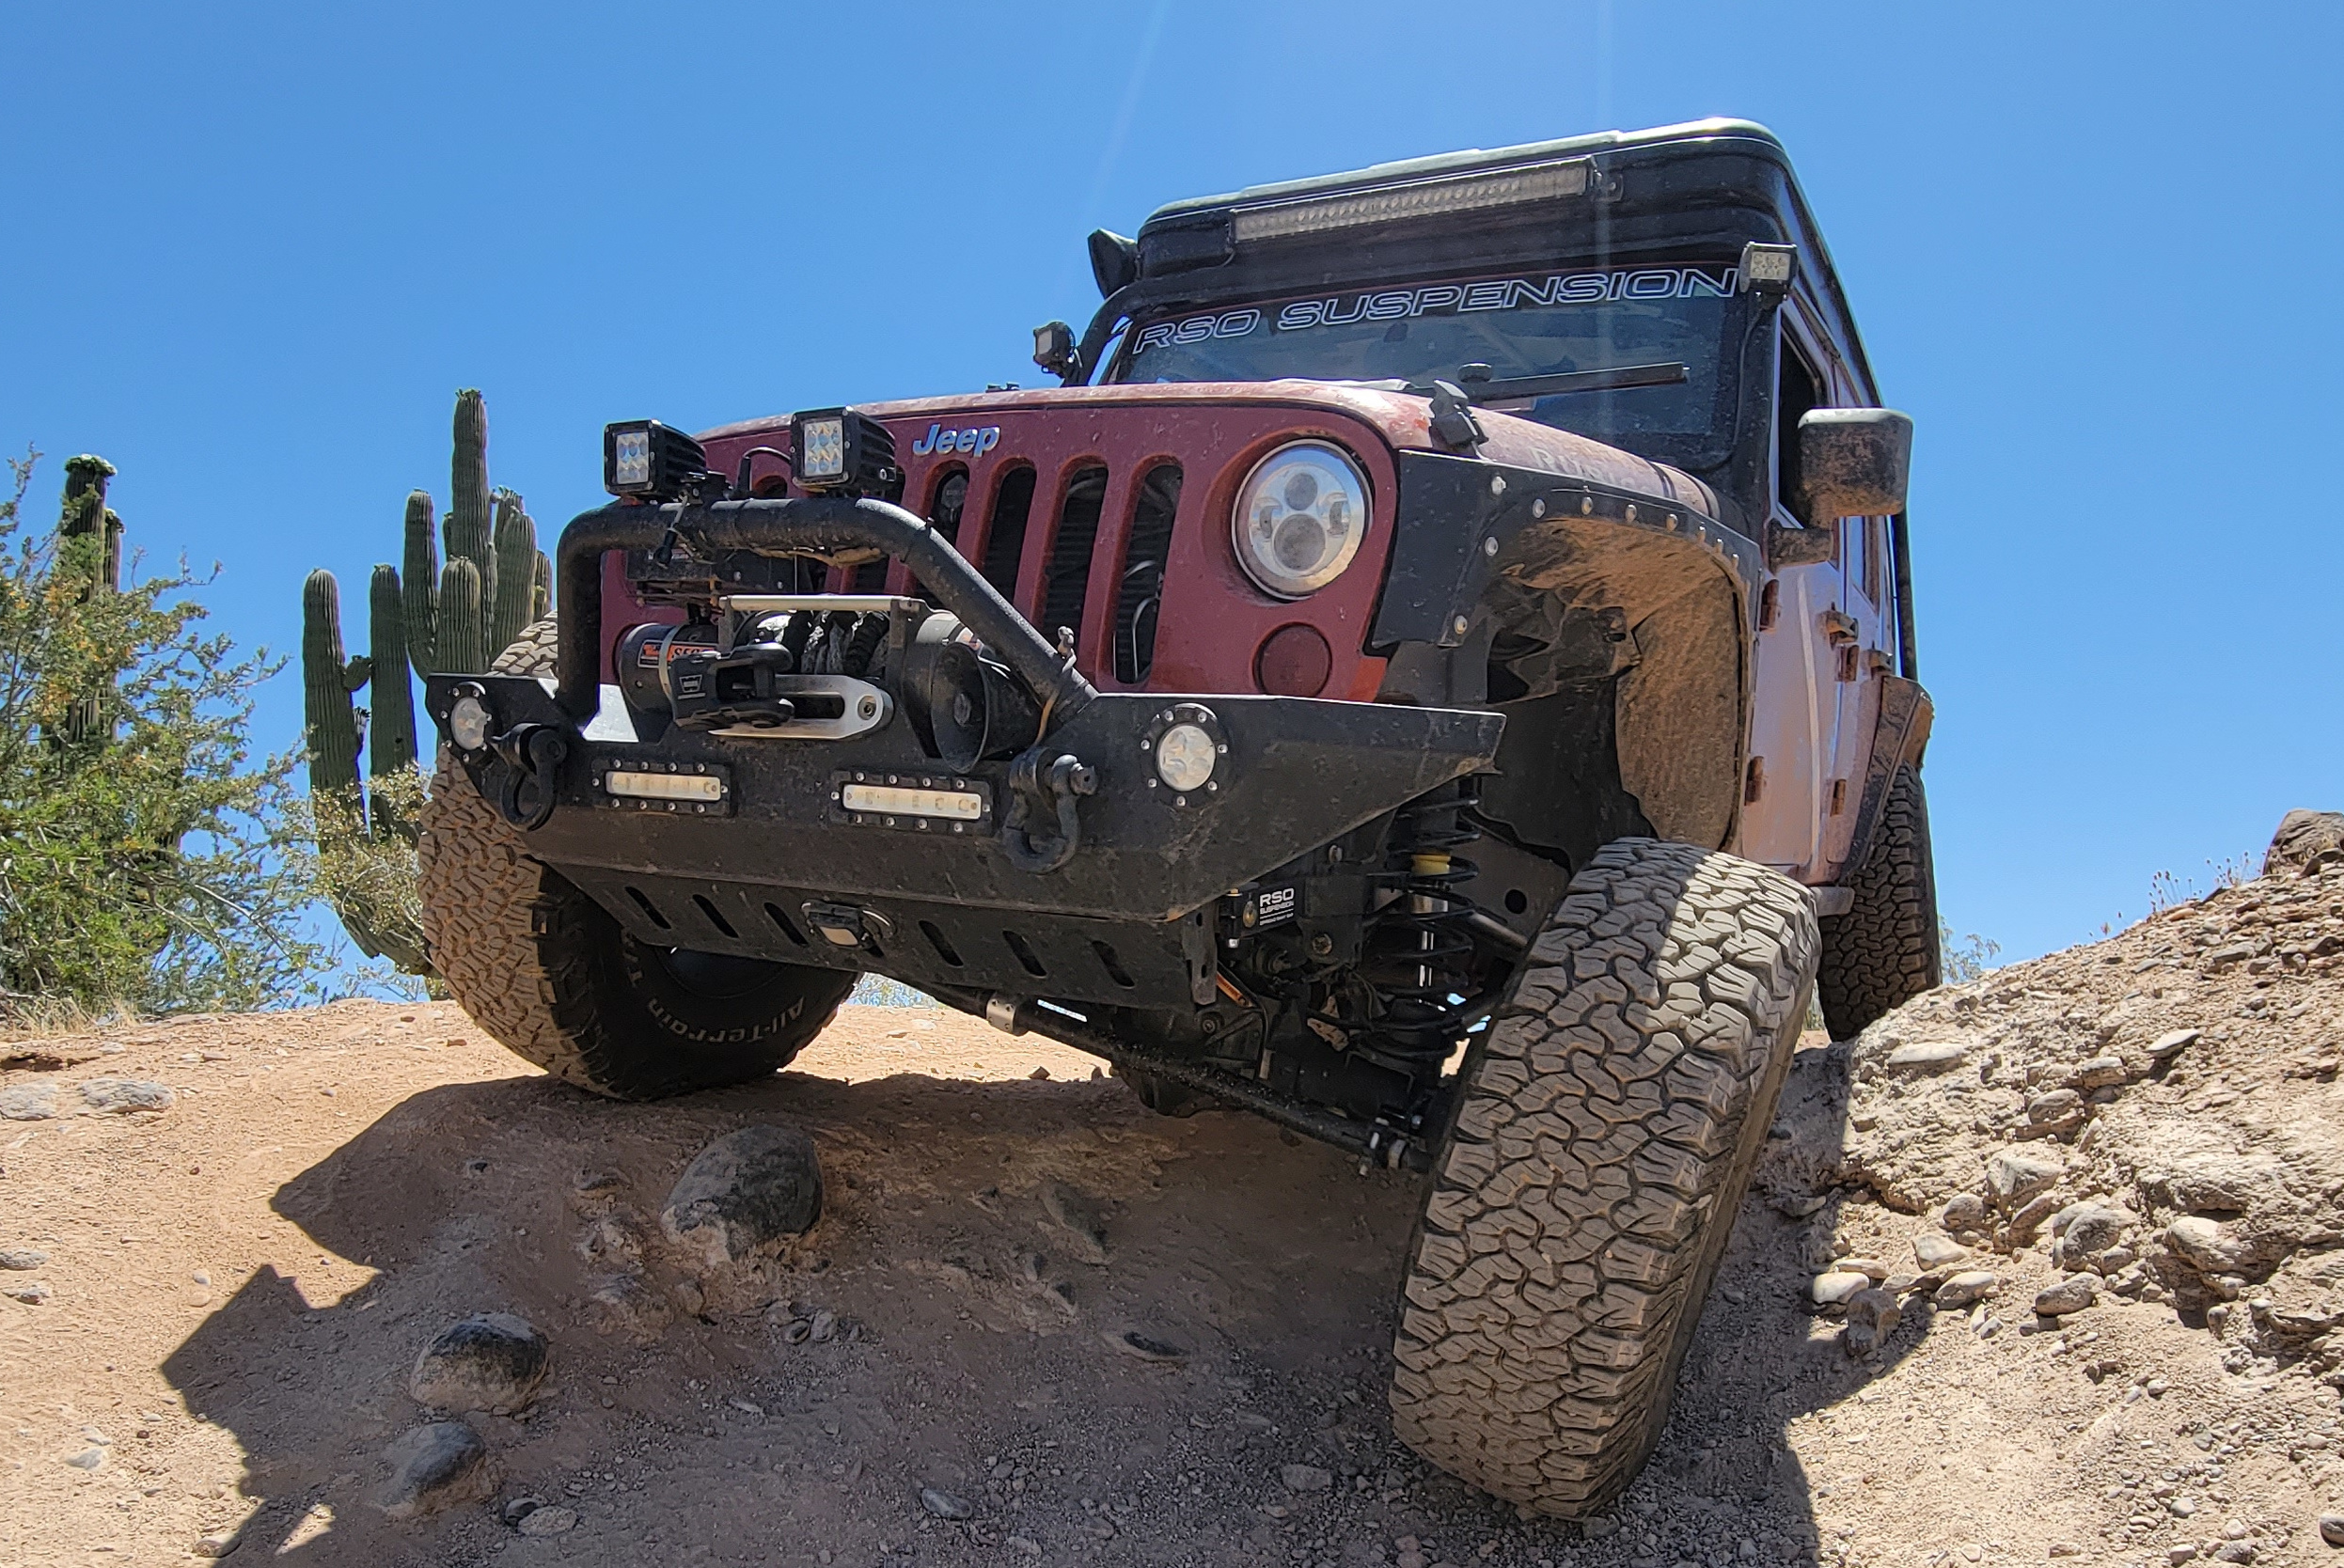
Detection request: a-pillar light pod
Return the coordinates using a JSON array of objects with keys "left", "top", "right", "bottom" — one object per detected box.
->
[
  {"left": 790, "top": 408, "right": 902, "bottom": 497},
  {"left": 604, "top": 420, "right": 709, "bottom": 500},
  {"left": 1738, "top": 242, "right": 1798, "bottom": 297}
]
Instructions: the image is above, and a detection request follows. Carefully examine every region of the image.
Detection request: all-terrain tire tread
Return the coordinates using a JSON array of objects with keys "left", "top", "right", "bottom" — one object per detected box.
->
[
  {"left": 1816, "top": 765, "right": 1940, "bottom": 1041},
  {"left": 417, "top": 617, "right": 847, "bottom": 1099},
  {"left": 1390, "top": 838, "right": 1817, "bottom": 1517}
]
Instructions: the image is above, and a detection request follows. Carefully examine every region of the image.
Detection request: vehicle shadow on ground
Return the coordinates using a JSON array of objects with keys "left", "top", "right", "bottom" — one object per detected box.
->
[{"left": 160, "top": 1043, "right": 1914, "bottom": 1566}]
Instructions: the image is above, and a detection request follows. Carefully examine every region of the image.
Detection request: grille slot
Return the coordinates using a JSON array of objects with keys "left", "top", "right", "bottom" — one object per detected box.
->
[
  {"left": 979, "top": 466, "right": 1037, "bottom": 601},
  {"left": 1114, "top": 462, "right": 1182, "bottom": 683},
  {"left": 908, "top": 467, "right": 968, "bottom": 604},
  {"left": 1040, "top": 465, "right": 1109, "bottom": 642}
]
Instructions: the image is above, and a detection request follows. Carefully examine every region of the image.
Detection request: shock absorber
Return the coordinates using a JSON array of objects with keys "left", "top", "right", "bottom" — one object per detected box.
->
[{"left": 1361, "top": 784, "right": 1484, "bottom": 1072}]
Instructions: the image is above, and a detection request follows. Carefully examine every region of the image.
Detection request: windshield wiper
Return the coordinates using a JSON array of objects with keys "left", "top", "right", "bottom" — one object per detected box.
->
[{"left": 1411, "top": 360, "right": 1689, "bottom": 402}]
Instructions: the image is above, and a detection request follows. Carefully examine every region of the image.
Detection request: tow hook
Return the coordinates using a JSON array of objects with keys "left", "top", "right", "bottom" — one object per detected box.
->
[
  {"left": 489, "top": 723, "right": 569, "bottom": 832},
  {"left": 1001, "top": 747, "right": 1096, "bottom": 873}
]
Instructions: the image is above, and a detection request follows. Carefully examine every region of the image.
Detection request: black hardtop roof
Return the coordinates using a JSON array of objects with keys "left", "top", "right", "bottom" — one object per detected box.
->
[
  {"left": 1127, "top": 118, "right": 1879, "bottom": 403},
  {"left": 1140, "top": 117, "right": 1789, "bottom": 230}
]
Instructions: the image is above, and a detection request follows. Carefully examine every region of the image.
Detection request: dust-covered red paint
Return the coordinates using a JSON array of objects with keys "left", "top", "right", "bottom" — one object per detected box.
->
[{"left": 681, "top": 382, "right": 1713, "bottom": 703}]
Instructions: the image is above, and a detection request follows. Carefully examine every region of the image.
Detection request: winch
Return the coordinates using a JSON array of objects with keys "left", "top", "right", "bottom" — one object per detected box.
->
[{"left": 608, "top": 594, "right": 1041, "bottom": 764}]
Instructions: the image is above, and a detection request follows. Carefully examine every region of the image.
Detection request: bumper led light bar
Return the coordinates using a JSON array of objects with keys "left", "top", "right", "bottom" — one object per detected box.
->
[
  {"left": 1233, "top": 157, "right": 1592, "bottom": 243},
  {"left": 604, "top": 769, "right": 726, "bottom": 804},
  {"left": 841, "top": 782, "right": 985, "bottom": 821}
]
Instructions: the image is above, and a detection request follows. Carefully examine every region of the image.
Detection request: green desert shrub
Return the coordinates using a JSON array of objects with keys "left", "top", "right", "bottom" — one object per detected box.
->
[{"left": 0, "top": 449, "right": 326, "bottom": 1017}]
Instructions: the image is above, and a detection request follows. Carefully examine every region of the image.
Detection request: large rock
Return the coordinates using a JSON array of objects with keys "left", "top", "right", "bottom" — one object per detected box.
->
[
  {"left": 409, "top": 1313, "right": 550, "bottom": 1414},
  {"left": 2049, "top": 1203, "right": 2132, "bottom": 1270},
  {"left": 587, "top": 1271, "right": 672, "bottom": 1342},
  {"left": 1811, "top": 1271, "right": 1872, "bottom": 1306},
  {"left": 2022, "top": 1089, "right": 2085, "bottom": 1136},
  {"left": 2168, "top": 1216, "right": 2254, "bottom": 1276},
  {"left": 1985, "top": 1150, "right": 2064, "bottom": 1210},
  {"left": 1912, "top": 1232, "right": 1968, "bottom": 1269},
  {"left": 1934, "top": 1270, "right": 2000, "bottom": 1309},
  {"left": 0, "top": 1082, "right": 57, "bottom": 1121},
  {"left": 77, "top": 1078, "right": 175, "bottom": 1114},
  {"left": 2035, "top": 1277, "right": 2098, "bottom": 1316},
  {"left": 2265, "top": 809, "right": 2344, "bottom": 877},
  {"left": 374, "top": 1421, "right": 494, "bottom": 1519},
  {"left": 1281, "top": 1464, "right": 1334, "bottom": 1493},
  {"left": 1883, "top": 1042, "right": 1967, "bottom": 1074},
  {"left": 1844, "top": 1289, "right": 1903, "bottom": 1356},
  {"left": 660, "top": 1124, "right": 824, "bottom": 1268}
]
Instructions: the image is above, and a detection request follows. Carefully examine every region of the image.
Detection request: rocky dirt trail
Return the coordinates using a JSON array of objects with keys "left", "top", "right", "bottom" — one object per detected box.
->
[{"left": 4, "top": 818, "right": 2343, "bottom": 1568}]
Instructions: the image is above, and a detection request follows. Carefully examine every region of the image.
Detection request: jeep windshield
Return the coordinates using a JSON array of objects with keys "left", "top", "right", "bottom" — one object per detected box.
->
[{"left": 1111, "top": 262, "right": 1744, "bottom": 470}]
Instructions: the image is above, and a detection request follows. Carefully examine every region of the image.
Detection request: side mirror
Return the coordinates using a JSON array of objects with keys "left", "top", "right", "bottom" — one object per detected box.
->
[
  {"left": 1798, "top": 407, "right": 1913, "bottom": 519},
  {"left": 1088, "top": 229, "right": 1140, "bottom": 296}
]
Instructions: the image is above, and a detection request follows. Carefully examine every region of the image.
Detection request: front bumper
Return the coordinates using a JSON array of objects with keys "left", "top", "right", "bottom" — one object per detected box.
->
[
  {"left": 426, "top": 494, "right": 1502, "bottom": 1013},
  {"left": 431, "top": 672, "right": 1500, "bottom": 1009}
]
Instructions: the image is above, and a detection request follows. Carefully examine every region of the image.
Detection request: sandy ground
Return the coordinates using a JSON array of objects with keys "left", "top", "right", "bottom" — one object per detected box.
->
[{"left": 1, "top": 989, "right": 2336, "bottom": 1568}]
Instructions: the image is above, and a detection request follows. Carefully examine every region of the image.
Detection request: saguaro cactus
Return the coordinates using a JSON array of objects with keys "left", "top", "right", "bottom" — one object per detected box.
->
[
  {"left": 401, "top": 491, "right": 438, "bottom": 678},
  {"left": 384, "top": 392, "right": 539, "bottom": 677},
  {"left": 55, "top": 455, "right": 125, "bottom": 745},
  {"left": 437, "top": 557, "right": 487, "bottom": 677},
  {"left": 58, "top": 455, "right": 123, "bottom": 592},
  {"left": 367, "top": 565, "right": 417, "bottom": 778},
  {"left": 300, "top": 386, "right": 546, "bottom": 975},
  {"left": 446, "top": 388, "right": 496, "bottom": 617},
  {"left": 301, "top": 568, "right": 429, "bottom": 972},
  {"left": 489, "top": 489, "right": 537, "bottom": 652},
  {"left": 300, "top": 570, "right": 366, "bottom": 806}
]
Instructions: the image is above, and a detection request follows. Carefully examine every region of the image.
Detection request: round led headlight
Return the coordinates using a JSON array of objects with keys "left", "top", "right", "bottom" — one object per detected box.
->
[
  {"left": 1231, "top": 441, "right": 1369, "bottom": 599},
  {"left": 448, "top": 691, "right": 492, "bottom": 753},
  {"left": 1155, "top": 722, "right": 1218, "bottom": 792}
]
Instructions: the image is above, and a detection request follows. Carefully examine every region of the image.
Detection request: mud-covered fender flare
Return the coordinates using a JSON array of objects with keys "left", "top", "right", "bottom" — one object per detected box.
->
[{"left": 1840, "top": 675, "right": 1932, "bottom": 878}]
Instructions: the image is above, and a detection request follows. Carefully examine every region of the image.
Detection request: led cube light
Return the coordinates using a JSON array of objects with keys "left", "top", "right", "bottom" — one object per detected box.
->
[
  {"left": 1738, "top": 242, "right": 1798, "bottom": 297},
  {"left": 610, "top": 428, "right": 652, "bottom": 490},
  {"left": 797, "top": 416, "right": 846, "bottom": 482},
  {"left": 789, "top": 408, "right": 902, "bottom": 497},
  {"left": 603, "top": 419, "right": 709, "bottom": 500}
]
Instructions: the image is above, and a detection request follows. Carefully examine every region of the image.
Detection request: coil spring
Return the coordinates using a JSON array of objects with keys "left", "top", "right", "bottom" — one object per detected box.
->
[{"left": 1360, "top": 789, "right": 1484, "bottom": 1071}]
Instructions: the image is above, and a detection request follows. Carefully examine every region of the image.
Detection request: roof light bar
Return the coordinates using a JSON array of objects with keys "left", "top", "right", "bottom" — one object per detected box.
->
[{"left": 1232, "top": 157, "right": 1593, "bottom": 243}]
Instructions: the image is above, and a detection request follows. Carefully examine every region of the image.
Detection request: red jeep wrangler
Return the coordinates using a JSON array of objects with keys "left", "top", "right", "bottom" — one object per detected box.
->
[{"left": 417, "top": 117, "right": 1939, "bottom": 1514}]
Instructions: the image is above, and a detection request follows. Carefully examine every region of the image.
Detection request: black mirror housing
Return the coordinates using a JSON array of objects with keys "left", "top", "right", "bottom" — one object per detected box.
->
[
  {"left": 1798, "top": 407, "right": 1913, "bottom": 519},
  {"left": 1088, "top": 229, "right": 1140, "bottom": 296}
]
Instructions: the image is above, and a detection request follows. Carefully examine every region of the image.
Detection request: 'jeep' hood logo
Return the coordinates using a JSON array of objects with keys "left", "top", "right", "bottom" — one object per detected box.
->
[{"left": 910, "top": 423, "right": 1001, "bottom": 457}]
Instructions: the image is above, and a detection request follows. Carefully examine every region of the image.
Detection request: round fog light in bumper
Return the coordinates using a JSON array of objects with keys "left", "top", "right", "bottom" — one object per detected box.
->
[
  {"left": 448, "top": 691, "right": 492, "bottom": 752},
  {"left": 1154, "top": 723, "right": 1218, "bottom": 792}
]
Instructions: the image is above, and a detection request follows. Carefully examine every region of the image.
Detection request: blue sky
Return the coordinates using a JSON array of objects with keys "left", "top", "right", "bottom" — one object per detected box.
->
[{"left": 4, "top": 0, "right": 2337, "bottom": 967}]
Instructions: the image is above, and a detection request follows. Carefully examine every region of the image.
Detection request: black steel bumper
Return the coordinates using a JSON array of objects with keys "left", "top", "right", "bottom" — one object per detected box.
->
[{"left": 426, "top": 494, "right": 1503, "bottom": 1012}]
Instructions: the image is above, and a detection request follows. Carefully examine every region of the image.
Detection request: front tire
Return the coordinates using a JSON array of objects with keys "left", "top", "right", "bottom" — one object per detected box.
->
[
  {"left": 1816, "top": 764, "right": 1941, "bottom": 1041},
  {"left": 417, "top": 618, "right": 855, "bottom": 1100},
  {"left": 1389, "top": 838, "right": 1817, "bottom": 1517}
]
